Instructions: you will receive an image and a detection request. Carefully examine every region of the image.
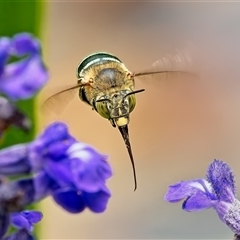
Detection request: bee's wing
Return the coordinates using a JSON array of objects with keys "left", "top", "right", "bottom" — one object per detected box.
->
[
  {"left": 134, "top": 48, "right": 197, "bottom": 84},
  {"left": 134, "top": 71, "right": 197, "bottom": 86},
  {"left": 42, "top": 85, "right": 80, "bottom": 115},
  {"left": 134, "top": 70, "right": 194, "bottom": 81}
]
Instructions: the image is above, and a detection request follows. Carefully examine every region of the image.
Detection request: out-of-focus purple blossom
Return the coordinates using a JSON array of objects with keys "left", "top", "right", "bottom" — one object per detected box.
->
[
  {"left": 0, "top": 33, "right": 48, "bottom": 100},
  {"left": 0, "top": 121, "right": 113, "bottom": 213},
  {"left": 2, "top": 210, "right": 42, "bottom": 240},
  {"left": 52, "top": 185, "right": 111, "bottom": 213},
  {"left": 0, "top": 183, "right": 42, "bottom": 239},
  {"left": 0, "top": 96, "right": 31, "bottom": 136},
  {"left": 3, "top": 229, "right": 35, "bottom": 240},
  {"left": 0, "top": 178, "right": 36, "bottom": 211},
  {"left": 11, "top": 210, "right": 42, "bottom": 232},
  {"left": 164, "top": 159, "right": 240, "bottom": 235},
  {"left": 0, "top": 212, "right": 10, "bottom": 239}
]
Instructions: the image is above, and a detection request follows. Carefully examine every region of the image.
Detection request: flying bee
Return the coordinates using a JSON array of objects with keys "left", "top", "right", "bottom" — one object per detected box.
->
[{"left": 44, "top": 52, "right": 194, "bottom": 190}]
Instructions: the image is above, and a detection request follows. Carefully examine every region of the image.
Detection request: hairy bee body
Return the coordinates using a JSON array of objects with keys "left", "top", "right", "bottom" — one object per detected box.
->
[{"left": 77, "top": 53, "right": 137, "bottom": 127}]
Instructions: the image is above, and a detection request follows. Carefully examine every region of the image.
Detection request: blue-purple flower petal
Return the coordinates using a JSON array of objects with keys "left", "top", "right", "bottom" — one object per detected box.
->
[
  {"left": 45, "top": 160, "right": 73, "bottom": 188},
  {"left": 11, "top": 211, "right": 42, "bottom": 232},
  {"left": 33, "top": 171, "right": 57, "bottom": 201},
  {"left": 0, "top": 33, "right": 48, "bottom": 100},
  {"left": 11, "top": 33, "right": 40, "bottom": 56},
  {"left": 11, "top": 213, "right": 31, "bottom": 232},
  {"left": 28, "top": 122, "right": 74, "bottom": 171},
  {"left": 0, "top": 144, "right": 30, "bottom": 175},
  {"left": 46, "top": 137, "right": 77, "bottom": 160},
  {"left": 68, "top": 143, "right": 112, "bottom": 192},
  {"left": 0, "top": 37, "right": 11, "bottom": 74},
  {"left": 164, "top": 179, "right": 215, "bottom": 203},
  {"left": 0, "top": 56, "right": 48, "bottom": 100},
  {"left": 82, "top": 186, "right": 111, "bottom": 213},
  {"left": 206, "top": 159, "right": 236, "bottom": 202},
  {"left": 183, "top": 190, "right": 215, "bottom": 211},
  {"left": 52, "top": 187, "right": 111, "bottom": 214},
  {"left": 31, "top": 122, "right": 71, "bottom": 151},
  {"left": 23, "top": 211, "right": 42, "bottom": 225},
  {"left": 52, "top": 189, "right": 85, "bottom": 213}
]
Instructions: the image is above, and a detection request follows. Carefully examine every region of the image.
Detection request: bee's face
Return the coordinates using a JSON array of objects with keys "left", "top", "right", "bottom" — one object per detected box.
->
[{"left": 94, "top": 90, "right": 136, "bottom": 126}]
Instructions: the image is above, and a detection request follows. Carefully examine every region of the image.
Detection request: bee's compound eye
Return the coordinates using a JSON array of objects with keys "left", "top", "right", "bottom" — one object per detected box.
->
[
  {"left": 128, "top": 94, "right": 136, "bottom": 113},
  {"left": 95, "top": 101, "right": 110, "bottom": 119}
]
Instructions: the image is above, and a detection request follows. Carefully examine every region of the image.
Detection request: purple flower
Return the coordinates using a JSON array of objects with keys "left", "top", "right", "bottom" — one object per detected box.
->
[
  {"left": 164, "top": 159, "right": 240, "bottom": 235},
  {"left": 52, "top": 186, "right": 111, "bottom": 213},
  {"left": 3, "top": 230, "right": 35, "bottom": 240},
  {"left": 11, "top": 210, "right": 42, "bottom": 232},
  {"left": 0, "top": 96, "right": 31, "bottom": 135},
  {"left": 0, "top": 179, "right": 42, "bottom": 239},
  {"left": 0, "top": 33, "right": 48, "bottom": 100},
  {"left": 0, "top": 212, "right": 9, "bottom": 239},
  {"left": 2, "top": 210, "right": 42, "bottom": 240},
  {"left": 0, "top": 121, "right": 113, "bottom": 213},
  {"left": 0, "top": 177, "right": 37, "bottom": 211}
]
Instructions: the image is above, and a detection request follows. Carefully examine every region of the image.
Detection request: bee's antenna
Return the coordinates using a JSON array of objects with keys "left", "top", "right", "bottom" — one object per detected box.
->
[
  {"left": 118, "top": 125, "right": 137, "bottom": 191},
  {"left": 124, "top": 89, "right": 145, "bottom": 99}
]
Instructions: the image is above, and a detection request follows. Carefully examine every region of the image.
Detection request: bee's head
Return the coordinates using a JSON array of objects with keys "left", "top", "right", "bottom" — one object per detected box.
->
[{"left": 93, "top": 89, "right": 145, "bottom": 127}]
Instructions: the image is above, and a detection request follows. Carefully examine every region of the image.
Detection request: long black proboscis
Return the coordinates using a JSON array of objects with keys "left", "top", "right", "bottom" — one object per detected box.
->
[{"left": 118, "top": 125, "right": 137, "bottom": 191}]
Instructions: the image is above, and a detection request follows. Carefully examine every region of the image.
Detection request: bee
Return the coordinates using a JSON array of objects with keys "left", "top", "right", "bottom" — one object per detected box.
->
[{"left": 44, "top": 52, "right": 193, "bottom": 190}]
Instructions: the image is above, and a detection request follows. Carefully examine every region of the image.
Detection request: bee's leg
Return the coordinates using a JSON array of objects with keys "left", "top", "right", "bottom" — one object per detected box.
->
[{"left": 109, "top": 119, "right": 116, "bottom": 128}]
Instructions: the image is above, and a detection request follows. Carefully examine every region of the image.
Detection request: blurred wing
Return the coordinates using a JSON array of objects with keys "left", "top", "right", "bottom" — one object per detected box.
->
[
  {"left": 134, "top": 70, "right": 197, "bottom": 85},
  {"left": 134, "top": 47, "right": 198, "bottom": 84},
  {"left": 42, "top": 85, "right": 80, "bottom": 115}
]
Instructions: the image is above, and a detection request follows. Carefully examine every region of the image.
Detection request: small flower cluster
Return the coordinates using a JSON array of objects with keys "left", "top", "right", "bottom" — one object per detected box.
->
[
  {"left": 0, "top": 33, "right": 112, "bottom": 239},
  {"left": 0, "top": 121, "right": 112, "bottom": 214}
]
